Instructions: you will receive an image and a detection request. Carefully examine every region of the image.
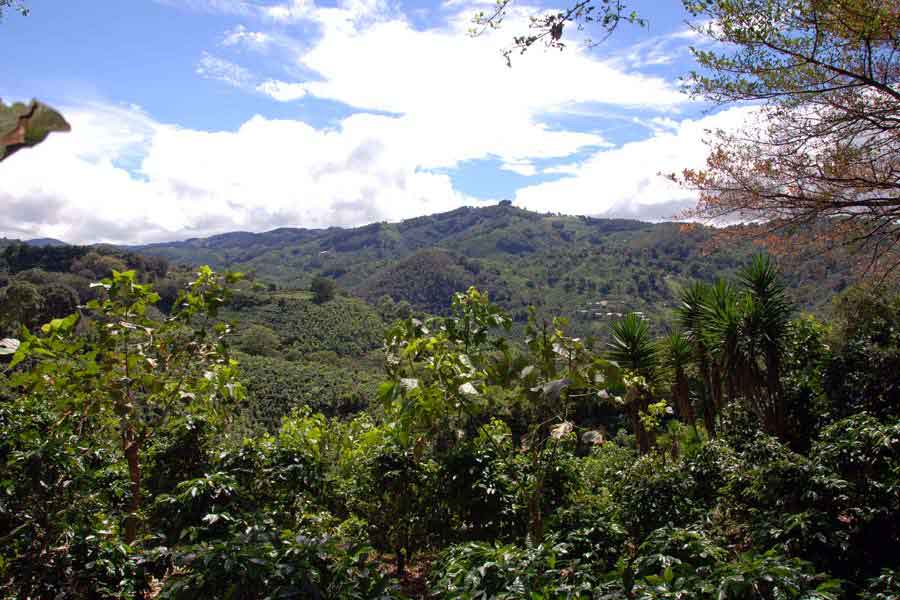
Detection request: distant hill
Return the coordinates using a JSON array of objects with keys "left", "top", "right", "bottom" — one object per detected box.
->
[
  {"left": 24, "top": 238, "right": 68, "bottom": 247},
  {"left": 132, "top": 204, "right": 854, "bottom": 334}
]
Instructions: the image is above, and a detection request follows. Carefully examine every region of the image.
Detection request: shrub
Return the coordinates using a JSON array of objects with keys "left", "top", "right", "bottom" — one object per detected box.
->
[
  {"left": 613, "top": 454, "right": 698, "bottom": 541},
  {"left": 430, "top": 537, "right": 598, "bottom": 600}
]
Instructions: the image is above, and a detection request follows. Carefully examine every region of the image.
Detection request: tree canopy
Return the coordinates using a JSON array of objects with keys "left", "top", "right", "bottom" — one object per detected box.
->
[{"left": 481, "top": 0, "right": 900, "bottom": 278}]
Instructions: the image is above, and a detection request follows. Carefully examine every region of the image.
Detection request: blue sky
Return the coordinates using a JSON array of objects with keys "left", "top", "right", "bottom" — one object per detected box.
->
[{"left": 0, "top": 0, "right": 751, "bottom": 243}]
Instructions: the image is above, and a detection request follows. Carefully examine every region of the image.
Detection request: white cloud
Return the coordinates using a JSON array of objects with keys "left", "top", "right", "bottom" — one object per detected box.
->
[
  {"left": 195, "top": 52, "right": 253, "bottom": 87},
  {"left": 263, "top": 0, "right": 315, "bottom": 22},
  {"left": 1, "top": 0, "right": 751, "bottom": 244},
  {"left": 256, "top": 79, "right": 308, "bottom": 101},
  {"left": 0, "top": 103, "right": 486, "bottom": 244},
  {"left": 501, "top": 161, "right": 537, "bottom": 176},
  {"left": 0, "top": 102, "right": 754, "bottom": 244},
  {"left": 513, "top": 106, "right": 755, "bottom": 220},
  {"left": 222, "top": 24, "right": 272, "bottom": 49},
  {"left": 155, "top": 0, "right": 262, "bottom": 17}
]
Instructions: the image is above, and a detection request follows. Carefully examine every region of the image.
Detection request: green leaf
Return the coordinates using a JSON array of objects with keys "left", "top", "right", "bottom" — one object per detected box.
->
[
  {"left": 0, "top": 338, "right": 19, "bottom": 355},
  {"left": 0, "top": 99, "right": 70, "bottom": 162}
]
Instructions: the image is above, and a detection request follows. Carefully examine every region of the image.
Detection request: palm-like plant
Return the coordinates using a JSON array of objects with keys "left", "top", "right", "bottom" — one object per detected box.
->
[
  {"left": 703, "top": 279, "right": 747, "bottom": 406},
  {"left": 739, "top": 255, "right": 792, "bottom": 439},
  {"left": 608, "top": 314, "right": 659, "bottom": 454},
  {"left": 677, "top": 281, "right": 719, "bottom": 437},
  {"left": 609, "top": 314, "right": 658, "bottom": 375},
  {"left": 660, "top": 330, "right": 695, "bottom": 427},
  {"left": 673, "top": 256, "right": 794, "bottom": 443}
]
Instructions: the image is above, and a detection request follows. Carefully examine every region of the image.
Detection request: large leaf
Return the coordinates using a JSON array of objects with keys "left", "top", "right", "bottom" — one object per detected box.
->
[
  {"left": 0, "top": 99, "right": 70, "bottom": 162},
  {"left": 0, "top": 338, "right": 20, "bottom": 355}
]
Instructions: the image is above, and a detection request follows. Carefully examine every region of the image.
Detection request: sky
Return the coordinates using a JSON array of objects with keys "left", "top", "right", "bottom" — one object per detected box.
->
[{"left": 0, "top": 0, "right": 753, "bottom": 244}]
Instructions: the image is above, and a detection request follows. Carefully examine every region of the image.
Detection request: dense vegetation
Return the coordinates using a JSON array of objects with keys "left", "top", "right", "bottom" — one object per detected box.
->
[
  {"left": 130, "top": 204, "right": 855, "bottom": 330},
  {"left": 3, "top": 0, "right": 897, "bottom": 596},
  {"left": 0, "top": 254, "right": 897, "bottom": 599}
]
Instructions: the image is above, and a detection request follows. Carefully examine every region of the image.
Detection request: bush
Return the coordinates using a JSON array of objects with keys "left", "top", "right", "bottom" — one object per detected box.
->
[
  {"left": 810, "top": 414, "right": 900, "bottom": 581},
  {"left": 430, "top": 537, "right": 598, "bottom": 599},
  {"left": 823, "top": 289, "right": 900, "bottom": 422},
  {"left": 613, "top": 454, "right": 698, "bottom": 541},
  {"left": 866, "top": 569, "right": 900, "bottom": 600},
  {"left": 157, "top": 527, "right": 398, "bottom": 600},
  {"left": 311, "top": 275, "right": 336, "bottom": 304}
]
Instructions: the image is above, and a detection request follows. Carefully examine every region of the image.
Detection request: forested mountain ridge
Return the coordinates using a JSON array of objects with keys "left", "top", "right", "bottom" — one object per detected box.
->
[{"left": 132, "top": 203, "right": 853, "bottom": 328}]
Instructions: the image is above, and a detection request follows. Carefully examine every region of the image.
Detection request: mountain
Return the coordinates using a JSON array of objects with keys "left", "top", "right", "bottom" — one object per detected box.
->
[
  {"left": 132, "top": 203, "right": 853, "bottom": 333},
  {"left": 24, "top": 237, "right": 68, "bottom": 247}
]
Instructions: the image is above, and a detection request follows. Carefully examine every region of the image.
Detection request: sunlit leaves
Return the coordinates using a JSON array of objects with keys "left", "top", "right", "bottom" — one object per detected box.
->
[{"left": 0, "top": 337, "right": 19, "bottom": 355}]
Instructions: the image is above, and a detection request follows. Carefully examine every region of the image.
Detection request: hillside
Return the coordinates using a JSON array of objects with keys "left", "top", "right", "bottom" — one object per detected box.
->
[{"left": 133, "top": 203, "right": 853, "bottom": 334}]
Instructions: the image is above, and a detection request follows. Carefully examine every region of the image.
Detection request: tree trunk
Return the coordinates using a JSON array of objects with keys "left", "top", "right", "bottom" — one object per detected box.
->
[
  {"left": 673, "top": 369, "right": 695, "bottom": 425},
  {"left": 123, "top": 427, "right": 142, "bottom": 544},
  {"left": 766, "top": 348, "right": 787, "bottom": 443},
  {"left": 627, "top": 402, "right": 652, "bottom": 455},
  {"left": 702, "top": 392, "right": 717, "bottom": 439},
  {"left": 527, "top": 449, "right": 544, "bottom": 543},
  {"left": 698, "top": 360, "right": 717, "bottom": 438},
  {"left": 395, "top": 547, "right": 406, "bottom": 578}
]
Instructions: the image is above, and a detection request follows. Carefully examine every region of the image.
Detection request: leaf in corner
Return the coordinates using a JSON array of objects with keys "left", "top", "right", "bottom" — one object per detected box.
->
[{"left": 0, "top": 99, "right": 71, "bottom": 162}]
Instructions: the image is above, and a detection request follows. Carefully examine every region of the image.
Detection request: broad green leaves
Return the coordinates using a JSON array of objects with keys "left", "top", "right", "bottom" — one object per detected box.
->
[{"left": 0, "top": 337, "right": 18, "bottom": 355}]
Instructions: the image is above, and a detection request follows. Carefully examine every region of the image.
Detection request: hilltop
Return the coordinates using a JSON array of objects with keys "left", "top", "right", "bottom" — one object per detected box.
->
[{"left": 133, "top": 203, "right": 853, "bottom": 333}]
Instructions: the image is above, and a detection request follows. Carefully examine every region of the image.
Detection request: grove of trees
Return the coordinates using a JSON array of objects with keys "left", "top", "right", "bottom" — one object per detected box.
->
[{"left": 1, "top": 259, "right": 898, "bottom": 598}]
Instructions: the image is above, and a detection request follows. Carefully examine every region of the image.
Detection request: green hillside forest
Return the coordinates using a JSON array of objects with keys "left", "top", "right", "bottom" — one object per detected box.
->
[
  {"left": 1, "top": 214, "right": 899, "bottom": 599},
  {"left": 2, "top": 0, "right": 900, "bottom": 598}
]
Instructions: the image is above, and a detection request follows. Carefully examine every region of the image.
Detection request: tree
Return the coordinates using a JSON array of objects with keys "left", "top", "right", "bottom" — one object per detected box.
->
[
  {"left": 739, "top": 255, "right": 792, "bottom": 439},
  {"left": 660, "top": 330, "right": 696, "bottom": 428},
  {"left": 0, "top": 280, "right": 43, "bottom": 333},
  {"left": 70, "top": 251, "right": 128, "bottom": 280},
  {"left": 234, "top": 323, "right": 281, "bottom": 356},
  {"left": 381, "top": 288, "right": 621, "bottom": 542},
  {"left": 677, "top": 0, "right": 900, "bottom": 278},
  {"left": 481, "top": 0, "right": 900, "bottom": 277},
  {"left": 311, "top": 275, "right": 336, "bottom": 304},
  {"left": 473, "top": 0, "right": 645, "bottom": 66},
  {"left": 607, "top": 314, "right": 660, "bottom": 454},
  {"left": 8, "top": 267, "right": 243, "bottom": 542},
  {"left": 39, "top": 282, "right": 80, "bottom": 322},
  {"left": 678, "top": 281, "right": 721, "bottom": 437},
  {"left": 0, "top": 0, "right": 27, "bottom": 19}
]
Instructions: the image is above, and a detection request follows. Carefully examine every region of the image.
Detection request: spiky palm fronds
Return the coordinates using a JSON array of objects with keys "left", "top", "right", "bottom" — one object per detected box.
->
[{"left": 608, "top": 313, "right": 658, "bottom": 378}]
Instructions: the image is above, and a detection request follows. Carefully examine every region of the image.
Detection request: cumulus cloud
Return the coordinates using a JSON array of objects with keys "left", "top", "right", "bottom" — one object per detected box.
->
[
  {"left": 1, "top": 0, "right": 751, "bottom": 243},
  {"left": 256, "top": 79, "right": 308, "bottom": 101},
  {"left": 0, "top": 103, "right": 485, "bottom": 244},
  {"left": 513, "top": 107, "right": 755, "bottom": 220}
]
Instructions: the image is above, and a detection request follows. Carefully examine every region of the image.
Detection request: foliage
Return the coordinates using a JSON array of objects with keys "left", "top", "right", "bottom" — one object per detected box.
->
[
  {"left": 612, "top": 454, "right": 698, "bottom": 541},
  {"left": 237, "top": 352, "right": 383, "bottom": 428},
  {"left": 311, "top": 275, "right": 337, "bottom": 304},
  {"left": 131, "top": 204, "right": 853, "bottom": 328},
  {"left": 0, "top": 0, "right": 28, "bottom": 18},
  {"left": 823, "top": 287, "right": 900, "bottom": 421},
  {"left": 233, "top": 323, "right": 282, "bottom": 357},
  {"left": 0, "top": 266, "right": 244, "bottom": 600},
  {"left": 866, "top": 569, "right": 900, "bottom": 600},
  {"left": 1, "top": 263, "right": 898, "bottom": 599},
  {"left": 674, "top": 0, "right": 900, "bottom": 276},
  {"left": 224, "top": 294, "right": 386, "bottom": 357},
  {"left": 157, "top": 528, "right": 397, "bottom": 600},
  {"left": 430, "top": 536, "right": 600, "bottom": 599}
]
